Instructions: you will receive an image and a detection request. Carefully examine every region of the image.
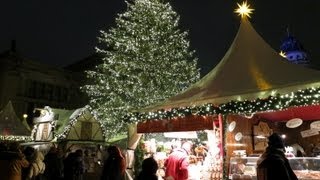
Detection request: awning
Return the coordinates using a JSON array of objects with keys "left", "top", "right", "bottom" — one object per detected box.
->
[{"left": 164, "top": 131, "right": 198, "bottom": 139}]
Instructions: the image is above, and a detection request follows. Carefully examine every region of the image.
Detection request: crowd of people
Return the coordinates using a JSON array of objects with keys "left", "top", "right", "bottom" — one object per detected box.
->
[
  {"left": 0, "top": 141, "right": 71, "bottom": 180},
  {"left": 0, "top": 133, "right": 298, "bottom": 180},
  {"left": 0, "top": 142, "right": 127, "bottom": 180},
  {"left": 139, "top": 140, "right": 221, "bottom": 180},
  {"left": 0, "top": 140, "right": 216, "bottom": 180}
]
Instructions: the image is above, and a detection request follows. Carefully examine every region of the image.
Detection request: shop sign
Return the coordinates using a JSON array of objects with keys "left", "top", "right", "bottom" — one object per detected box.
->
[
  {"left": 286, "top": 118, "right": 303, "bottom": 128},
  {"left": 164, "top": 131, "right": 198, "bottom": 139},
  {"left": 310, "top": 121, "right": 320, "bottom": 130},
  {"left": 137, "top": 115, "right": 216, "bottom": 133},
  {"left": 300, "top": 129, "right": 319, "bottom": 138},
  {"left": 228, "top": 121, "right": 236, "bottom": 132},
  {"left": 235, "top": 132, "right": 243, "bottom": 141}
]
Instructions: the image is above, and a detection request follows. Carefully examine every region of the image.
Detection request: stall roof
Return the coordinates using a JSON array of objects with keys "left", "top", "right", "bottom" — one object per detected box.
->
[
  {"left": 143, "top": 18, "right": 320, "bottom": 112},
  {"left": 0, "top": 101, "right": 30, "bottom": 136},
  {"left": 52, "top": 107, "right": 105, "bottom": 142},
  {"left": 53, "top": 107, "right": 86, "bottom": 136}
]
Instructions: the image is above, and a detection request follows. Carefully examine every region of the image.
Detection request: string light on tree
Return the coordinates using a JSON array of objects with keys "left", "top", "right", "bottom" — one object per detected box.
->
[{"left": 82, "top": 0, "right": 199, "bottom": 139}]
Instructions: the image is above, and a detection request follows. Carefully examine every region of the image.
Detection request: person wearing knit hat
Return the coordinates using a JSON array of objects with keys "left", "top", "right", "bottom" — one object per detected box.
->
[
  {"left": 256, "top": 133, "right": 298, "bottom": 180},
  {"left": 267, "top": 133, "right": 285, "bottom": 150}
]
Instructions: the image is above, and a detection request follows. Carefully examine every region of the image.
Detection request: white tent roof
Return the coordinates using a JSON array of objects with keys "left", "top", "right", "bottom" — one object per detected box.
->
[
  {"left": 145, "top": 18, "right": 320, "bottom": 111},
  {"left": 0, "top": 101, "right": 30, "bottom": 136}
]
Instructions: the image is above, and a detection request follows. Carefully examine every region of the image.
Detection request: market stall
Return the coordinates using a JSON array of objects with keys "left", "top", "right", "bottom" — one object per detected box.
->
[
  {"left": 137, "top": 127, "right": 223, "bottom": 180},
  {"left": 135, "top": 111, "right": 225, "bottom": 179},
  {"left": 31, "top": 105, "right": 107, "bottom": 154},
  {"left": 129, "top": 5, "right": 320, "bottom": 180},
  {"left": 0, "top": 101, "right": 31, "bottom": 142},
  {"left": 225, "top": 112, "right": 320, "bottom": 180}
]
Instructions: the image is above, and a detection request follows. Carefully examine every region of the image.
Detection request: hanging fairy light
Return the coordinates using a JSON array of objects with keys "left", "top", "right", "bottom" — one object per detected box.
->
[{"left": 126, "top": 86, "right": 320, "bottom": 122}]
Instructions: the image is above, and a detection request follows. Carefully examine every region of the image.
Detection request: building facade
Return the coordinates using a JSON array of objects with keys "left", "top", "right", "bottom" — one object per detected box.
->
[
  {"left": 280, "top": 32, "right": 309, "bottom": 66},
  {"left": 0, "top": 46, "right": 88, "bottom": 124}
]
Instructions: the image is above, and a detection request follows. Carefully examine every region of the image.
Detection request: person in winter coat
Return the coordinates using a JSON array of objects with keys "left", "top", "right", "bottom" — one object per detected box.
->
[
  {"left": 100, "top": 145, "right": 126, "bottom": 180},
  {"left": 22, "top": 146, "right": 36, "bottom": 179},
  {"left": 63, "top": 149, "right": 84, "bottom": 180},
  {"left": 165, "top": 141, "right": 193, "bottom": 180},
  {"left": 63, "top": 151, "right": 77, "bottom": 180},
  {"left": 74, "top": 149, "right": 85, "bottom": 180},
  {"left": 43, "top": 147, "right": 64, "bottom": 180},
  {"left": 136, "top": 157, "right": 158, "bottom": 180},
  {"left": 27, "top": 150, "right": 46, "bottom": 180},
  {"left": 256, "top": 133, "right": 298, "bottom": 180},
  {"left": 0, "top": 142, "right": 29, "bottom": 180}
]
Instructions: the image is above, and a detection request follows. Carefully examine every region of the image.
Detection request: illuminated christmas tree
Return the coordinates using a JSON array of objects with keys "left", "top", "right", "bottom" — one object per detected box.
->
[{"left": 82, "top": 0, "right": 199, "bottom": 139}]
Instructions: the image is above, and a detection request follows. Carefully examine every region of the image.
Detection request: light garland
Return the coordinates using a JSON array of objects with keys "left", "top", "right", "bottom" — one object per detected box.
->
[
  {"left": 54, "top": 105, "right": 107, "bottom": 140},
  {"left": 126, "top": 87, "right": 320, "bottom": 122},
  {"left": 0, "top": 135, "right": 32, "bottom": 142}
]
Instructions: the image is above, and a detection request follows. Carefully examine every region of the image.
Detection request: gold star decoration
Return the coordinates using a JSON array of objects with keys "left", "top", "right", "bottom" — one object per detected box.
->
[
  {"left": 279, "top": 51, "right": 287, "bottom": 58},
  {"left": 235, "top": 1, "right": 254, "bottom": 18}
]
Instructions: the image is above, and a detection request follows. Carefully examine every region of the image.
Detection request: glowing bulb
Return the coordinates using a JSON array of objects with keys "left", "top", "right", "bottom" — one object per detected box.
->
[
  {"left": 235, "top": 1, "right": 254, "bottom": 18},
  {"left": 279, "top": 51, "right": 286, "bottom": 58}
]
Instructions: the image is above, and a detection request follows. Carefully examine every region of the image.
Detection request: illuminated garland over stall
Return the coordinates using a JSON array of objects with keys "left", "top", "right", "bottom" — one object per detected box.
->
[
  {"left": 55, "top": 105, "right": 108, "bottom": 140},
  {"left": 126, "top": 87, "right": 320, "bottom": 122},
  {"left": 0, "top": 135, "right": 32, "bottom": 142}
]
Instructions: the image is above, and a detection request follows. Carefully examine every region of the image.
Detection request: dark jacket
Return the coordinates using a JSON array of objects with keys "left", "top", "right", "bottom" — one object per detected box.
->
[
  {"left": 135, "top": 157, "right": 158, "bottom": 180},
  {"left": 63, "top": 152, "right": 84, "bottom": 180},
  {"left": 44, "top": 152, "right": 63, "bottom": 180},
  {"left": 101, "top": 155, "right": 126, "bottom": 180},
  {"left": 136, "top": 172, "right": 158, "bottom": 180},
  {"left": 257, "top": 147, "right": 298, "bottom": 180}
]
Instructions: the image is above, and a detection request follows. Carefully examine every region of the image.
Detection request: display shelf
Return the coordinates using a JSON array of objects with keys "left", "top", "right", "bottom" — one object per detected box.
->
[{"left": 229, "top": 157, "right": 320, "bottom": 180}]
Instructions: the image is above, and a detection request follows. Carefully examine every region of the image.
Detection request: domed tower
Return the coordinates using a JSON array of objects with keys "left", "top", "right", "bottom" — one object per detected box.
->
[{"left": 280, "top": 30, "right": 309, "bottom": 66}]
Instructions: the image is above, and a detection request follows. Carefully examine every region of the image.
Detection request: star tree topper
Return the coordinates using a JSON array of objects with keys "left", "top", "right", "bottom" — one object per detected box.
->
[{"left": 235, "top": 1, "right": 254, "bottom": 18}]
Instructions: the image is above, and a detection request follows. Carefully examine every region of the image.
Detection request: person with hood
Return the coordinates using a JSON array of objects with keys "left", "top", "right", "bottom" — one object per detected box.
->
[
  {"left": 256, "top": 133, "right": 298, "bottom": 180},
  {"left": 43, "top": 147, "right": 64, "bottom": 180},
  {"left": 63, "top": 149, "right": 84, "bottom": 180},
  {"left": 135, "top": 157, "right": 158, "bottom": 180}
]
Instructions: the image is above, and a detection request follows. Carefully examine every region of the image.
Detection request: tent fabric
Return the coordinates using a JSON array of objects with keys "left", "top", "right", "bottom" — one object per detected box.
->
[
  {"left": 143, "top": 18, "right": 320, "bottom": 112},
  {"left": 127, "top": 124, "right": 142, "bottom": 149},
  {"left": 0, "top": 101, "right": 30, "bottom": 136},
  {"left": 125, "top": 124, "right": 142, "bottom": 180}
]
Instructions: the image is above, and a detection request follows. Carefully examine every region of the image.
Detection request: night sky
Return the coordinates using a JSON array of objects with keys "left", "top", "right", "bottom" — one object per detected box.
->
[{"left": 0, "top": 0, "right": 319, "bottom": 76}]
